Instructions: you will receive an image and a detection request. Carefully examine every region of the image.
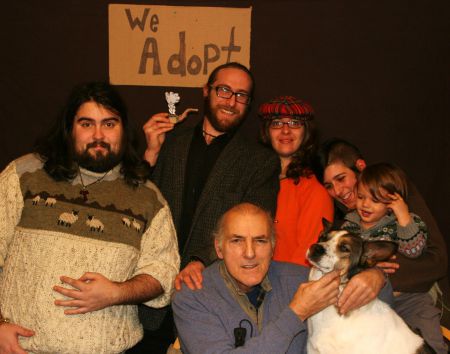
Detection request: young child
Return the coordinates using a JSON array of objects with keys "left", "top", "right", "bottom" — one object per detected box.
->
[
  {"left": 333, "top": 159, "right": 446, "bottom": 353},
  {"left": 342, "top": 162, "right": 427, "bottom": 258}
]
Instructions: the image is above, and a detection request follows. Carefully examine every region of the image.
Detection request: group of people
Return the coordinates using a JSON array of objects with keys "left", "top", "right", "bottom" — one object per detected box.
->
[{"left": 0, "top": 62, "right": 447, "bottom": 354}]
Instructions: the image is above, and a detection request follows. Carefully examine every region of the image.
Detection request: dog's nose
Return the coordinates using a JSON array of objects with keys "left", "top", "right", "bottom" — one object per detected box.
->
[{"left": 309, "top": 244, "right": 325, "bottom": 260}]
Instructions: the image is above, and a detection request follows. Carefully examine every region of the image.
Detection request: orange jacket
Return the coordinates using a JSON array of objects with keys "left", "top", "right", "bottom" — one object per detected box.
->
[{"left": 273, "top": 175, "right": 334, "bottom": 266}]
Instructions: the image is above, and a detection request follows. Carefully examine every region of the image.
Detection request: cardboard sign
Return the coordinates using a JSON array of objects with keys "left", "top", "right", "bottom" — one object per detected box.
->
[{"left": 109, "top": 4, "right": 251, "bottom": 87}]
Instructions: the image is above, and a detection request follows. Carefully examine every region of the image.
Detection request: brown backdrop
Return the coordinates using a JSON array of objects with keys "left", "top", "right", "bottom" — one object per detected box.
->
[{"left": 1, "top": 0, "right": 448, "bottom": 276}]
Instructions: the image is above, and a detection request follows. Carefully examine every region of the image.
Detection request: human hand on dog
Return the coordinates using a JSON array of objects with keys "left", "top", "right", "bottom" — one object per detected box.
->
[
  {"left": 338, "top": 267, "right": 384, "bottom": 315},
  {"left": 289, "top": 270, "right": 340, "bottom": 321},
  {"left": 376, "top": 255, "right": 399, "bottom": 274}
]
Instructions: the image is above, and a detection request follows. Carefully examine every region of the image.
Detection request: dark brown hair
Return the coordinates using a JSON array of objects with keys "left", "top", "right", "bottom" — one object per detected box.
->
[
  {"left": 358, "top": 162, "right": 409, "bottom": 202},
  {"left": 315, "top": 138, "right": 364, "bottom": 183},
  {"left": 260, "top": 119, "right": 317, "bottom": 184},
  {"left": 34, "top": 82, "right": 151, "bottom": 186}
]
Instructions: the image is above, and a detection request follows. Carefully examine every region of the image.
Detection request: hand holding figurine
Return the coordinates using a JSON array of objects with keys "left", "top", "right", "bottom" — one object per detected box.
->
[{"left": 143, "top": 92, "right": 198, "bottom": 166}]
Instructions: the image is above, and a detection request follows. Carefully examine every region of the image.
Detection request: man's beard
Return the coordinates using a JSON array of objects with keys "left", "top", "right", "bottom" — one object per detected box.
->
[
  {"left": 204, "top": 95, "right": 247, "bottom": 133},
  {"left": 74, "top": 141, "right": 124, "bottom": 173}
]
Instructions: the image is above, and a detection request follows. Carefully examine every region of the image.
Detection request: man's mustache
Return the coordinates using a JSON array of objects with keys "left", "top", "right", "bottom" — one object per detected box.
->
[
  {"left": 217, "top": 105, "right": 239, "bottom": 114},
  {"left": 86, "top": 141, "right": 111, "bottom": 151}
]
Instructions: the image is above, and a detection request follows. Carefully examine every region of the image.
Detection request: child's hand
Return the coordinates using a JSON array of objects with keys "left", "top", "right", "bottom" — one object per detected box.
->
[{"left": 386, "top": 193, "right": 411, "bottom": 226}]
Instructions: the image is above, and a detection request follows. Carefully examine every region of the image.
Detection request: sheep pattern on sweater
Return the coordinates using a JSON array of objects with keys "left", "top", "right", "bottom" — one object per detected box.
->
[{"left": 0, "top": 154, "right": 180, "bottom": 354}]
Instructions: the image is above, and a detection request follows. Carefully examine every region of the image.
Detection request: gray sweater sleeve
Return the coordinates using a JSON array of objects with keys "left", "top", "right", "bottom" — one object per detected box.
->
[
  {"left": 172, "top": 290, "right": 306, "bottom": 354},
  {"left": 377, "top": 278, "right": 395, "bottom": 307},
  {"left": 396, "top": 213, "right": 427, "bottom": 258}
]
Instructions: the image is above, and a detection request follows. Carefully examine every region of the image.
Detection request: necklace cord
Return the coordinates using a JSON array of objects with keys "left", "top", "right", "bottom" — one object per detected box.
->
[
  {"left": 78, "top": 166, "right": 110, "bottom": 190},
  {"left": 202, "top": 129, "right": 219, "bottom": 139}
]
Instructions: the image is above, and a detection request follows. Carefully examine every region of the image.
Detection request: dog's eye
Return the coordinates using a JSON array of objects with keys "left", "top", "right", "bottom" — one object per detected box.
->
[{"left": 339, "top": 244, "right": 351, "bottom": 253}]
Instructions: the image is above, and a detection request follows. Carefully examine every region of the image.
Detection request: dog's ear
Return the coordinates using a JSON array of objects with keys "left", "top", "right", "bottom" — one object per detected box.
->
[
  {"left": 318, "top": 218, "right": 333, "bottom": 242},
  {"left": 322, "top": 218, "right": 332, "bottom": 232},
  {"left": 360, "top": 241, "right": 398, "bottom": 268}
]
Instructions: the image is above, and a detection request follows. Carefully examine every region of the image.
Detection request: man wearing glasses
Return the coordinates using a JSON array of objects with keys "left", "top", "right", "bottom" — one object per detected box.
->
[{"left": 134, "top": 62, "right": 279, "bottom": 353}]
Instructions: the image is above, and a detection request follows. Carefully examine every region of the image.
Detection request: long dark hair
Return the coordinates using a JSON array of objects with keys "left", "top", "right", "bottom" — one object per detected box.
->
[
  {"left": 260, "top": 119, "right": 317, "bottom": 184},
  {"left": 35, "top": 82, "right": 151, "bottom": 186}
]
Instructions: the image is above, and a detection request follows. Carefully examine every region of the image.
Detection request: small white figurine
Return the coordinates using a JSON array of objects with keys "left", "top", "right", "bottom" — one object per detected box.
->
[
  {"left": 165, "top": 91, "right": 180, "bottom": 116},
  {"left": 164, "top": 91, "right": 199, "bottom": 124}
]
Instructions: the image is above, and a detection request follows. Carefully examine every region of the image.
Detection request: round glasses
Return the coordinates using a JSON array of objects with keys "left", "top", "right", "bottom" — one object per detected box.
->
[{"left": 269, "top": 119, "right": 304, "bottom": 129}]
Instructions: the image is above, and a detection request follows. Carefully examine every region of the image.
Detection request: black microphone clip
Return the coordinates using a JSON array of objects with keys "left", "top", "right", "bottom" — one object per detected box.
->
[{"left": 234, "top": 327, "right": 247, "bottom": 347}]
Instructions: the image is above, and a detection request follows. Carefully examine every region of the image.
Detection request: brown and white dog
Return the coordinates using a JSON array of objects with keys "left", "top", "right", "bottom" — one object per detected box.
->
[{"left": 306, "top": 229, "right": 433, "bottom": 354}]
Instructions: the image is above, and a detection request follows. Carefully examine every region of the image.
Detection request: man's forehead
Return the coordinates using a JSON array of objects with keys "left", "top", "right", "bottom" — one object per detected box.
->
[
  {"left": 224, "top": 231, "right": 270, "bottom": 238},
  {"left": 223, "top": 211, "right": 270, "bottom": 235},
  {"left": 213, "top": 68, "right": 252, "bottom": 90},
  {"left": 74, "top": 102, "right": 121, "bottom": 120}
]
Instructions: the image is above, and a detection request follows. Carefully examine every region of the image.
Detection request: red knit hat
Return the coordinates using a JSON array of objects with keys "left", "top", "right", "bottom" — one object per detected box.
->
[{"left": 258, "top": 96, "right": 314, "bottom": 121}]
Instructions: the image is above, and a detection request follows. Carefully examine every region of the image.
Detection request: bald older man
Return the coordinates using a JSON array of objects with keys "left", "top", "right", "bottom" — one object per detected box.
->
[{"left": 173, "top": 203, "right": 348, "bottom": 353}]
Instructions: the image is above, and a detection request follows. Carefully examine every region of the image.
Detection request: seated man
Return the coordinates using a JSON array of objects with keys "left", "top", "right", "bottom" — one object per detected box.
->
[{"left": 173, "top": 203, "right": 394, "bottom": 353}]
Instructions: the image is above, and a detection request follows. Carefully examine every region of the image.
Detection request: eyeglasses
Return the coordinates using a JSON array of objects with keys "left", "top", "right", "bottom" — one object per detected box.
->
[
  {"left": 269, "top": 119, "right": 304, "bottom": 129},
  {"left": 210, "top": 85, "right": 251, "bottom": 105}
]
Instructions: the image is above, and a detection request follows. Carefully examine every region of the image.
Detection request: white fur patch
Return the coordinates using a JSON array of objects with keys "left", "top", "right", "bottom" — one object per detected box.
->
[{"left": 306, "top": 231, "right": 424, "bottom": 354}]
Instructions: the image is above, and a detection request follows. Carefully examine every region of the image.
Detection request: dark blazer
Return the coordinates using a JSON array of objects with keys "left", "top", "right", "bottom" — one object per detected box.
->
[{"left": 152, "top": 122, "right": 280, "bottom": 268}]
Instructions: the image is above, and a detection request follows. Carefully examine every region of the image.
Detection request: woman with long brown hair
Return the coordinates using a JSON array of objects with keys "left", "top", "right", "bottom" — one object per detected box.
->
[{"left": 258, "top": 96, "right": 333, "bottom": 266}]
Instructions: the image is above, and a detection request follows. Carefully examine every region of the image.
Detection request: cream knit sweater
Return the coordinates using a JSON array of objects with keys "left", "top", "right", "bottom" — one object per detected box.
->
[{"left": 0, "top": 154, "right": 180, "bottom": 354}]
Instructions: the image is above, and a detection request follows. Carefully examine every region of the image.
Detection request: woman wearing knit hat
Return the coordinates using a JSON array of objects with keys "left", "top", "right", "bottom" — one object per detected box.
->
[{"left": 259, "top": 96, "right": 333, "bottom": 266}]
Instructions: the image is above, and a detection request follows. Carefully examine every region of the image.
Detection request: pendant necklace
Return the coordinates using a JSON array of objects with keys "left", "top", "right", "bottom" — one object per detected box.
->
[{"left": 78, "top": 166, "right": 110, "bottom": 201}]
